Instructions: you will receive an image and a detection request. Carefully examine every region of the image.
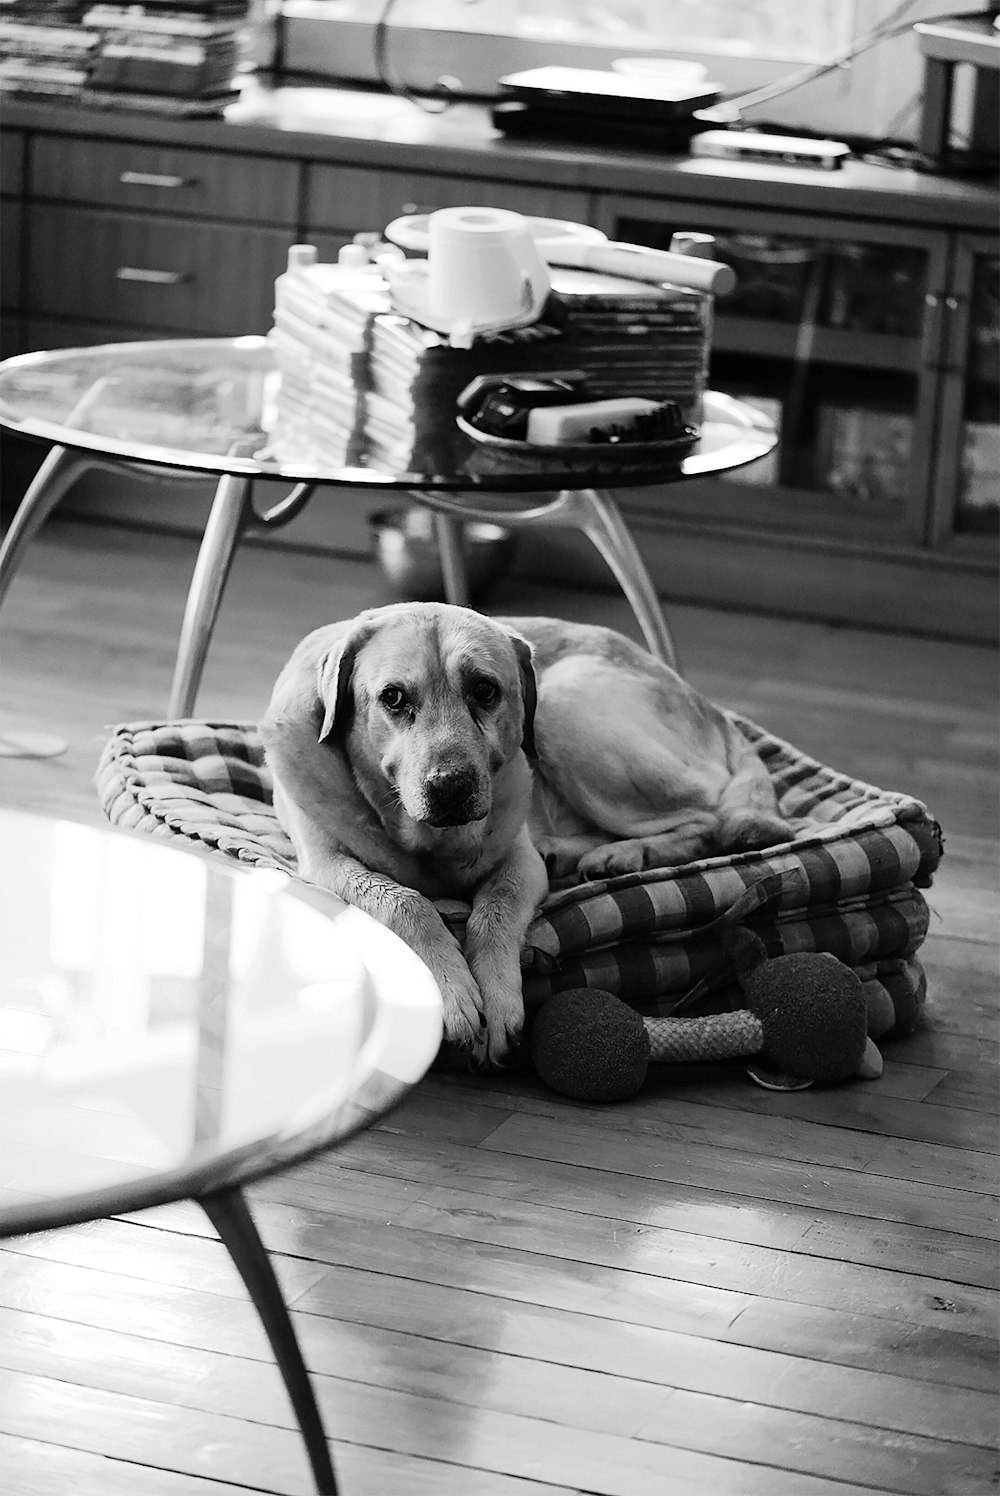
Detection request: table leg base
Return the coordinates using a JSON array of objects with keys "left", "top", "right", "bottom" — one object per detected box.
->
[{"left": 200, "top": 1185, "right": 338, "bottom": 1495}]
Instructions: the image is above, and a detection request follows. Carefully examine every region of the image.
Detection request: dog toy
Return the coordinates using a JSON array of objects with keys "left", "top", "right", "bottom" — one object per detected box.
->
[{"left": 528, "top": 872, "right": 883, "bottom": 1102}]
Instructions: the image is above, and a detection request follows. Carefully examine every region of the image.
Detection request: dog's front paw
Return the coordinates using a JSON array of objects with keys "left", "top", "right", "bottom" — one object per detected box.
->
[
  {"left": 438, "top": 965, "right": 486, "bottom": 1055},
  {"left": 577, "top": 839, "right": 645, "bottom": 881},
  {"left": 478, "top": 986, "right": 526, "bottom": 1071}
]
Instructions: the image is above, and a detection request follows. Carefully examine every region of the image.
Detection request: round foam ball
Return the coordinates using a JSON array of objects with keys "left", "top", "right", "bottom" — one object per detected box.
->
[
  {"left": 745, "top": 952, "right": 867, "bottom": 1083},
  {"left": 529, "top": 988, "right": 651, "bottom": 1102}
]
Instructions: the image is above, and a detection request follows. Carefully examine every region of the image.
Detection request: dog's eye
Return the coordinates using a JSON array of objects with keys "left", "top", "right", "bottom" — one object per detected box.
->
[
  {"left": 379, "top": 685, "right": 408, "bottom": 712},
  {"left": 471, "top": 679, "right": 499, "bottom": 706}
]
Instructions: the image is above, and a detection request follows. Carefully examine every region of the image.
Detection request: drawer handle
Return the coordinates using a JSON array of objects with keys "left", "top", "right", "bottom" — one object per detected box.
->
[
  {"left": 116, "top": 267, "right": 188, "bottom": 285},
  {"left": 119, "top": 171, "right": 191, "bottom": 189}
]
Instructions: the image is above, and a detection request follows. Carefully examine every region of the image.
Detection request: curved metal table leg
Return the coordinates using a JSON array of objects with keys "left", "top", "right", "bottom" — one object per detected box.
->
[
  {"left": 168, "top": 471, "right": 253, "bottom": 719},
  {"left": 431, "top": 511, "right": 470, "bottom": 606},
  {"left": 564, "top": 487, "right": 680, "bottom": 672},
  {"left": 200, "top": 1186, "right": 338, "bottom": 1495},
  {"left": 406, "top": 485, "right": 681, "bottom": 672},
  {"left": 0, "top": 444, "right": 91, "bottom": 605}
]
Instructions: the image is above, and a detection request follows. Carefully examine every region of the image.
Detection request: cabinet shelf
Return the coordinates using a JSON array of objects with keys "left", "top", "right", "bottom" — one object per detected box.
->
[{"left": 713, "top": 317, "right": 918, "bottom": 373}]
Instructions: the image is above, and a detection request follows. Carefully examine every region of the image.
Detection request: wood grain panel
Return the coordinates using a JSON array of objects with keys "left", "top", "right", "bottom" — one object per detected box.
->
[
  {"left": 319, "top": 1131, "right": 999, "bottom": 1287},
  {"left": 305, "top": 161, "right": 591, "bottom": 235},
  {"left": 388, "top": 1092, "right": 1000, "bottom": 1232},
  {"left": 31, "top": 136, "right": 299, "bottom": 226},
  {"left": 0, "top": 196, "right": 21, "bottom": 310},
  {"left": 0, "top": 128, "right": 25, "bottom": 196},
  {"left": 0, "top": 522, "right": 995, "bottom": 1496},
  {"left": 28, "top": 206, "right": 295, "bottom": 334}
]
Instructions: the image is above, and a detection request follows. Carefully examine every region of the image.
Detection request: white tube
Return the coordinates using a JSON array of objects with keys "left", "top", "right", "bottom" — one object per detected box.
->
[{"left": 551, "top": 240, "right": 736, "bottom": 296}]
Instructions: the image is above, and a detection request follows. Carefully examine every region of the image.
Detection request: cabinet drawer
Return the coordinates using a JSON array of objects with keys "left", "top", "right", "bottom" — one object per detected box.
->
[
  {"left": 1, "top": 314, "right": 24, "bottom": 362},
  {"left": 306, "top": 162, "right": 591, "bottom": 234},
  {"left": 1, "top": 197, "right": 22, "bottom": 309},
  {"left": 29, "top": 206, "right": 293, "bottom": 334},
  {"left": 1, "top": 130, "right": 25, "bottom": 196},
  {"left": 25, "top": 318, "right": 174, "bottom": 351},
  {"left": 32, "top": 136, "right": 299, "bottom": 226}
]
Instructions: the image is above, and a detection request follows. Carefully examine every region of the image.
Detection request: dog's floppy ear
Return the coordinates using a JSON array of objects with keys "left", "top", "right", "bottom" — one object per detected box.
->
[
  {"left": 316, "top": 623, "right": 371, "bottom": 742},
  {"left": 505, "top": 629, "right": 538, "bottom": 760}
]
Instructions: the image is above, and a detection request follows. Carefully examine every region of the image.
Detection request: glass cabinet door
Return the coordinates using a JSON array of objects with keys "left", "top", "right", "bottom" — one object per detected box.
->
[
  {"left": 606, "top": 198, "right": 949, "bottom": 545},
  {"left": 944, "top": 242, "right": 999, "bottom": 540}
]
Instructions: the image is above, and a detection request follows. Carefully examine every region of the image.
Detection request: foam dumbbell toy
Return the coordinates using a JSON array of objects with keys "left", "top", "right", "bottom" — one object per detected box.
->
[{"left": 528, "top": 872, "right": 883, "bottom": 1102}]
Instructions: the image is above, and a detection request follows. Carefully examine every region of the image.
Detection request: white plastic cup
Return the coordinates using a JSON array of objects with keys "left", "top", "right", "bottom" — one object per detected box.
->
[
  {"left": 611, "top": 57, "right": 710, "bottom": 83},
  {"left": 669, "top": 232, "right": 718, "bottom": 260},
  {"left": 426, "top": 207, "right": 551, "bottom": 333}
]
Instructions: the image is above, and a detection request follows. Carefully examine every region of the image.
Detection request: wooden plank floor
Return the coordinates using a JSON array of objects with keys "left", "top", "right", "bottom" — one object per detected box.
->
[{"left": 0, "top": 519, "right": 997, "bottom": 1496}]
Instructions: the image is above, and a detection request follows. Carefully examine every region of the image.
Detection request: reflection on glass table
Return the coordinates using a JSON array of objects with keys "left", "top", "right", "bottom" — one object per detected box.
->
[
  {"left": 0, "top": 338, "right": 778, "bottom": 703},
  {"left": 0, "top": 806, "right": 444, "bottom": 1495}
]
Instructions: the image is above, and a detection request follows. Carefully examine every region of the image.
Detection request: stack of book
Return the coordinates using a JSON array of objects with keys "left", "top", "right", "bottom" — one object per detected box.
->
[{"left": 0, "top": 4, "right": 98, "bottom": 101}]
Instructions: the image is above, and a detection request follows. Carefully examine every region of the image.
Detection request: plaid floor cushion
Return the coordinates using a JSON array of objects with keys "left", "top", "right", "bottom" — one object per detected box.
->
[{"left": 97, "top": 717, "right": 942, "bottom": 1042}]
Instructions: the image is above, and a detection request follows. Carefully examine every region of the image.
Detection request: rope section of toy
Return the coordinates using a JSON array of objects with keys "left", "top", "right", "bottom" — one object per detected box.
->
[{"left": 645, "top": 1010, "right": 763, "bottom": 1063}]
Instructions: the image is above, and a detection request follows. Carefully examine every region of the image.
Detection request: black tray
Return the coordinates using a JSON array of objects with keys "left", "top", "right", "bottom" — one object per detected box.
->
[{"left": 455, "top": 413, "right": 698, "bottom": 477}]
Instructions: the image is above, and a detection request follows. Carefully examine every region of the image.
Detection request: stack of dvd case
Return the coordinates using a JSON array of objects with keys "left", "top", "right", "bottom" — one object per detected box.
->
[
  {"left": 0, "top": 0, "right": 250, "bottom": 113},
  {"left": 262, "top": 245, "right": 711, "bottom": 477},
  {"left": 0, "top": 5, "right": 98, "bottom": 100},
  {"left": 82, "top": 1, "right": 249, "bottom": 114}
]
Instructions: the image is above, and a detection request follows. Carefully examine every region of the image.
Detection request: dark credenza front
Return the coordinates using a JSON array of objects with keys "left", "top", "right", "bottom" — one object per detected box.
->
[{"left": 1, "top": 90, "right": 996, "bottom": 641}]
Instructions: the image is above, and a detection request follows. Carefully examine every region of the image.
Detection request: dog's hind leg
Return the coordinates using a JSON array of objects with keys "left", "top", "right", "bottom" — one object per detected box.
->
[
  {"left": 575, "top": 815, "right": 721, "bottom": 880},
  {"left": 715, "top": 733, "right": 795, "bottom": 853},
  {"left": 533, "top": 655, "right": 726, "bottom": 876}
]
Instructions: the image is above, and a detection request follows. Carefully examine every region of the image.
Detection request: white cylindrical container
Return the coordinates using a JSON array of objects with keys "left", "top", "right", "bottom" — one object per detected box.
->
[{"left": 426, "top": 207, "right": 551, "bottom": 333}]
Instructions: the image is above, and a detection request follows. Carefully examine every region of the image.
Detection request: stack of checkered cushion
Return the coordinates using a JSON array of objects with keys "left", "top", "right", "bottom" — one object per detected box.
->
[{"left": 97, "top": 716, "right": 942, "bottom": 1042}]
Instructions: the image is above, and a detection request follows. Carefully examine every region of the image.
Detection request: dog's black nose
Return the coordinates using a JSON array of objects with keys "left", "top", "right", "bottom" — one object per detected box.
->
[{"left": 424, "top": 765, "right": 479, "bottom": 824}]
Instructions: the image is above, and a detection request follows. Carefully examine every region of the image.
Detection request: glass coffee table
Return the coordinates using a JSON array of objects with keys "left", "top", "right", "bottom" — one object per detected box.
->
[
  {"left": 0, "top": 338, "right": 777, "bottom": 712},
  {"left": 0, "top": 805, "right": 444, "bottom": 1494}
]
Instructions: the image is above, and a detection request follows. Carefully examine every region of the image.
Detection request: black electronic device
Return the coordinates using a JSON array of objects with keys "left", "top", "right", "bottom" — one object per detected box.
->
[
  {"left": 491, "top": 100, "right": 722, "bottom": 150},
  {"left": 497, "top": 66, "right": 723, "bottom": 122}
]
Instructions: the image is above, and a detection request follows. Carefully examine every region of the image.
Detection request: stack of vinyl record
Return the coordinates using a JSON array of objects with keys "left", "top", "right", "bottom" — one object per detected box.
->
[{"left": 0, "top": 5, "right": 98, "bottom": 100}]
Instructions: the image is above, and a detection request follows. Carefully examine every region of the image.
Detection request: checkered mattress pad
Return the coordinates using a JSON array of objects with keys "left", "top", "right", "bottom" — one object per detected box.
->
[{"left": 97, "top": 717, "right": 942, "bottom": 1040}]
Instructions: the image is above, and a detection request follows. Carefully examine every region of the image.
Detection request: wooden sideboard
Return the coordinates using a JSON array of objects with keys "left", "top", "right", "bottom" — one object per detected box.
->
[{"left": 1, "top": 86, "right": 997, "bottom": 642}]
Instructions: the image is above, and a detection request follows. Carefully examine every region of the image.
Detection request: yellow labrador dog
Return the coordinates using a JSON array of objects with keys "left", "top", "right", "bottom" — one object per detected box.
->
[{"left": 262, "top": 602, "right": 793, "bottom": 1066}]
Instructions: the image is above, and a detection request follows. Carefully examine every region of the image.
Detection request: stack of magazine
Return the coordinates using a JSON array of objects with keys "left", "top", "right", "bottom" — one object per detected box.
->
[{"left": 0, "top": 0, "right": 250, "bottom": 114}]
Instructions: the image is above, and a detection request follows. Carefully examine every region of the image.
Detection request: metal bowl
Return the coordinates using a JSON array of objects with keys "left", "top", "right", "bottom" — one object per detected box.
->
[{"left": 369, "top": 507, "right": 518, "bottom": 602}]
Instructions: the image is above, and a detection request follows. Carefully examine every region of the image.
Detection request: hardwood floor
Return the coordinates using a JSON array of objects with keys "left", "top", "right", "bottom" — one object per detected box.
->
[{"left": 1, "top": 518, "right": 997, "bottom": 1496}]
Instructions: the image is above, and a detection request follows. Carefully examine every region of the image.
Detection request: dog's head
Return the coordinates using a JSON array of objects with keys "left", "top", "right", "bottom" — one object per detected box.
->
[{"left": 316, "top": 603, "right": 536, "bottom": 831}]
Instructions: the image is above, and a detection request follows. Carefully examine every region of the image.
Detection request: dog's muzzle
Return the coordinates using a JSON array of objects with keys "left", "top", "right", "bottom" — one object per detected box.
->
[{"left": 422, "top": 764, "right": 485, "bottom": 827}]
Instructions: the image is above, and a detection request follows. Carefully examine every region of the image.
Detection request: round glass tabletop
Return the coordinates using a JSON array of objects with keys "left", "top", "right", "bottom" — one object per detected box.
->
[
  {"left": 0, "top": 337, "right": 777, "bottom": 493},
  {"left": 0, "top": 808, "right": 443, "bottom": 1237}
]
